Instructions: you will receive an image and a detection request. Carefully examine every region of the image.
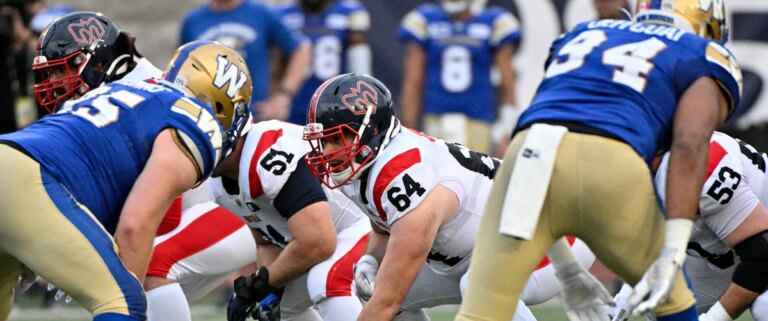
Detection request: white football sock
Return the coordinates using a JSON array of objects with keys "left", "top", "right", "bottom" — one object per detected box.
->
[{"left": 146, "top": 283, "right": 191, "bottom": 321}]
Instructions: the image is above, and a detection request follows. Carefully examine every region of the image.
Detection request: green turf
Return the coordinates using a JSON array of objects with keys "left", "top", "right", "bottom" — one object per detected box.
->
[{"left": 7, "top": 304, "right": 756, "bottom": 321}]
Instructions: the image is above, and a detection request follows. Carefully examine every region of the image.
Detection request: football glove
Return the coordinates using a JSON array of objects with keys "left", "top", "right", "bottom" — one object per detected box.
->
[
  {"left": 625, "top": 218, "right": 693, "bottom": 317},
  {"left": 228, "top": 266, "right": 285, "bottom": 321},
  {"left": 353, "top": 254, "right": 379, "bottom": 304},
  {"left": 253, "top": 293, "right": 281, "bottom": 321},
  {"left": 556, "top": 260, "right": 614, "bottom": 321}
]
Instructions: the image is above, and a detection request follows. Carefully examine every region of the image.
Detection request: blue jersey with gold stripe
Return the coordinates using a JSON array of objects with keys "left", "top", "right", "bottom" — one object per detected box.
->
[
  {"left": 517, "top": 20, "right": 743, "bottom": 162},
  {"left": 277, "top": 0, "right": 370, "bottom": 125},
  {"left": 398, "top": 4, "right": 521, "bottom": 122},
  {"left": 0, "top": 79, "right": 222, "bottom": 233}
]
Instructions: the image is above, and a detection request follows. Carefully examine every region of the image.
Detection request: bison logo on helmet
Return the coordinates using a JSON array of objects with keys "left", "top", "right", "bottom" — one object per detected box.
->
[
  {"left": 67, "top": 17, "right": 106, "bottom": 46},
  {"left": 341, "top": 80, "right": 378, "bottom": 115}
]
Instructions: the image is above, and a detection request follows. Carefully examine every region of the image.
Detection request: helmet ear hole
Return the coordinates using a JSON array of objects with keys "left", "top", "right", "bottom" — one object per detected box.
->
[{"left": 215, "top": 102, "right": 224, "bottom": 114}]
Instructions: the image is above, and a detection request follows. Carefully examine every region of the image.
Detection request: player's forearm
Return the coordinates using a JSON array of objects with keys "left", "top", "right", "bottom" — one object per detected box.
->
[
  {"left": 279, "top": 42, "right": 311, "bottom": 95},
  {"left": 265, "top": 236, "right": 333, "bottom": 287},
  {"left": 363, "top": 249, "right": 426, "bottom": 320},
  {"left": 400, "top": 44, "right": 425, "bottom": 129},
  {"left": 666, "top": 139, "right": 710, "bottom": 221},
  {"left": 115, "top": 224, "right": 156, "bottom": 283},
  {"left": 719, "top": 283, "right": 760, "bottom": 319},
  {"left": 495, "top": 45, "right": 517, "bottom": 106},
  {"left": 364, "top": 227, "right": 434, "bottom": 320},
  {"left": 401, "top": 85, "right": 422, "bottom": 129},
  {"left": 365, "top": 225, "right": 390, "bottom": 261}
]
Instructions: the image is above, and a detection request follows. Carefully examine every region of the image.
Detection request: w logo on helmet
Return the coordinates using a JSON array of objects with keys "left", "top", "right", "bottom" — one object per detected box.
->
[
  {"left": 67, "top": 17, "right": 106, "bottom": 46},
  {"left": 213, "top": 55, "right": 247, "bottom": 99},
  {"left": 341, "top": 81, "right": 378, "bottom": 115}
]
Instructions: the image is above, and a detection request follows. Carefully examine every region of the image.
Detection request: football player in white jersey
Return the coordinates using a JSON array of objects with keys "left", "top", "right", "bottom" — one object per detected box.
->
[
  {"left": 207, "top": 119, "right": 372, "bottom": 321},
  {"left": 302, "top": 74, "right": 596, "bottom": 321},
  {"left": 614, "top": 131, "right": 768, "bottom": 321}
]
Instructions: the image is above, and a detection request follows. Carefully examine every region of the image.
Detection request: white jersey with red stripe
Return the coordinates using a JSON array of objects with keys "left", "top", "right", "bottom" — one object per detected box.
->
[
  {"left": 213, "top": 120, "right": 364, "bottom": 248},
  {"left": 340, "top": 128, "right": 500, "bottom": 275},
  {"left": 656, "top": 131, "right": 766, "bottom": 257}
]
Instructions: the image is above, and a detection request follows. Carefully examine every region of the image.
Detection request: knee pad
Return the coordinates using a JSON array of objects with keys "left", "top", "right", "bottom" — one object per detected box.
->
[{"left": 733, "top": 231, "right": 768, "bottom": 294}]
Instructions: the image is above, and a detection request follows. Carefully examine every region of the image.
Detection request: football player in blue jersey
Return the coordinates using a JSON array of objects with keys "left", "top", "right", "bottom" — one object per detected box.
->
[
  {"left": 179, "top": 0, "right": 311, "bottom": 121},
  {"left": 0, "top": 12, "right": 252, "bottom": 321},
  {"left": 455, "top": 1, "right": 742, "bottom": 321},
  {"left": 399, "top": 0, "right": 520, "bottom": 155},
  {"left": 276, "top": 0, "right": 372, "bottom": 125}
]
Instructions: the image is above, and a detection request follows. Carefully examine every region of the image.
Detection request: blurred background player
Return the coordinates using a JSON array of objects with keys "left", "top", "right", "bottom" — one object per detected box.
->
[
  {"left": 275, "top": 0, "right": 371, "bottom": 125},
  {"left": 179, "top": 0, "right": 311, "bottom": 121},
  {"left": 454, "top": 0, "right": 742, "bottom": 321},
  {"left": 0, "top": 12, "right": 251, "bottom": 321},
  {"left": 398, "top": 0, "right": 520, "bottom": 155},
  {"left": 303, "top": 73, "right": 596, "bottom": 321}
]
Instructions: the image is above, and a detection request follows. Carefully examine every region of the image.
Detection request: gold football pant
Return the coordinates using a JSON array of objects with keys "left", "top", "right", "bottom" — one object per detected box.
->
[
  {"left": 0, "top": 144, "right": 146, "bottom": 320},
  {"left": 455, "top": 130, "right": 695, "bottom": 321}
]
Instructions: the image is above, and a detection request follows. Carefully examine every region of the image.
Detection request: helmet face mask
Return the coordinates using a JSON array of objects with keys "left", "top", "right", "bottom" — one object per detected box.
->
[
  {"left": 32, "top": 50, "right": 91, "bottom": 111},
  {"left": 304, "top": 122, "right": 375, "bottom": 188},
  {"left": 303, "top": 73, "right": 399, "bottom": 189},
  {"left": 32, "top": 11, "right": 134, "bottom": 112}
]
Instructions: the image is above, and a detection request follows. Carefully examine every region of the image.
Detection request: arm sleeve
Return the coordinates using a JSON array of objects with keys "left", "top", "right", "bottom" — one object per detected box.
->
[
  {"left": 273, "top": 156, "right": 328, "bottom": 219},
  {"left": 398, "top": 9, "right": 428, "bottom": 47},
  {"left": 266, "top": 6, "right": 302, "bottom": 54}
]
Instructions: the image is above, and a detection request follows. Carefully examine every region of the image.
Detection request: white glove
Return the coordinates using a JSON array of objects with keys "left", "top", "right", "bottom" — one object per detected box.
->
[
  {"left": 556, "top": 261, "right": 615, "bottom": 321},
  {"left": 491, "top": 104, "right": 519, "bottom": 144},
  {"left": 699, "top": 302, "right": 733, "bottom": 321},
  {"left": 625, "top": 218, "right": 694, "bottom": 317},
  {"left": 609, "top": 283, "right": 632, "bottom": 321},
  {"left": 353, "top": 254, "right": 379, "bottom": 304}
]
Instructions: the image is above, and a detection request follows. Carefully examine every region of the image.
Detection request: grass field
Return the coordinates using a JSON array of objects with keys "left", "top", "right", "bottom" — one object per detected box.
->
[{"left": 8, "top": 303, "right": 756, "bottom": 321}]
